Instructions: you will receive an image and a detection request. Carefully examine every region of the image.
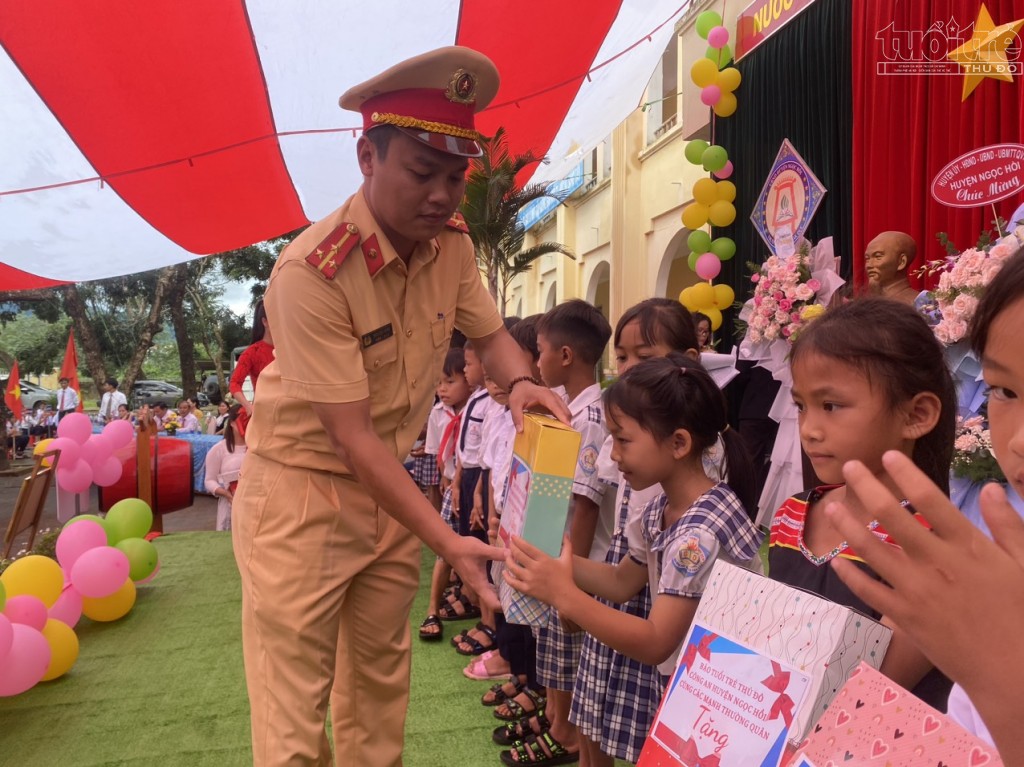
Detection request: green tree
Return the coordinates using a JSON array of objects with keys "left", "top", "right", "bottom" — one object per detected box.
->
[
  {"left": 460, "top": 127, "right": 575, "bottom": 314},
  {"left": 0, "top": 313, "right": 69, "bottom": 376}
]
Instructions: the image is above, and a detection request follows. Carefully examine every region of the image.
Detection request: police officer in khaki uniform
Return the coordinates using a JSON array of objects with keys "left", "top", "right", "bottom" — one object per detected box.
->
[{"left": 232, "top": 46, "right": 570, "bottom": 767}]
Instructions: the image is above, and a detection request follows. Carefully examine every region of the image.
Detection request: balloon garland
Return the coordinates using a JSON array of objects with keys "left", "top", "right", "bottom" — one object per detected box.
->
[
  {"left": 0, "top": 414, "right": 161, "bottom": 694},
  {"left": 679, "top": 10, "right": 743, "bottom": 331}
]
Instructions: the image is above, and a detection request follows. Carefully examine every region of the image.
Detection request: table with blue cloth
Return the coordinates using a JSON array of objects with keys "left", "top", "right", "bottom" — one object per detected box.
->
[{"left": 174, "top": 432, "right": 223, "bottom": 494}]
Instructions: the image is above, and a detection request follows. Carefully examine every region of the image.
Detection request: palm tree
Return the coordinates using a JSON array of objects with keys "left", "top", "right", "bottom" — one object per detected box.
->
[{"left": 461, "top": 128, "right": 575, "bottom": 315}]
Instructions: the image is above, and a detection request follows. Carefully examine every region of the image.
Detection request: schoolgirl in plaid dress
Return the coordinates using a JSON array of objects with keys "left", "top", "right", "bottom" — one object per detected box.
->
[
  {"left": 571, "top": 476, "right": 664, "bottom": 763},
  {"left": 570, "top": 297, "right": 707, "bottom": 764},
  {"left": 504, "top": 354, "right": 764, "bottom": 763}
]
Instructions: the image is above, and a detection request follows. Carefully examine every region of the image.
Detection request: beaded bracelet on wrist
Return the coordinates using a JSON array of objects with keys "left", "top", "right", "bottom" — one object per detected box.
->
[{"left": 507, "top": 375, "right": 542, "bottom": 393}]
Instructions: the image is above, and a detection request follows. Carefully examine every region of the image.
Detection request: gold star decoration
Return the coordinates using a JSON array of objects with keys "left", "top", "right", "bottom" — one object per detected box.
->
[{"left": 946, "top": 3, "right": 1024, "bottom": 101}]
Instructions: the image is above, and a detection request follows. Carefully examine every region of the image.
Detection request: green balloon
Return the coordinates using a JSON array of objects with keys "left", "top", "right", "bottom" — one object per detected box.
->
[
  {"left": 66, "top": 514, "right": 114, "bottom": 545},
  {"left": 707, "top": 44, "right": 733, "bottom": 69},
  {"left": 684, "top": 139, "right": 709, "bottom": 165},
  {"left": 710, "top": 237, "right": 737, "bottom": 261},
  {"left": 687, "top": 251, "right": 700, "bottom": 271},
  {"left": 687, "top": 230, "right": 712, "bottom": 254},
  {"left": 696, "top": 10, "right": 723, "bottom": 39},
  {"left": 115, "top": 538, "right": 159, "bottom": 582},
  {"left": 701, "top": 145, "right": 729, "bottom": 173},
  {"left": 0, "top": 580, "right": 6, "bottom": 613},
  {"left": 105, "top": 498, "right": 153, "bottom": 544}
]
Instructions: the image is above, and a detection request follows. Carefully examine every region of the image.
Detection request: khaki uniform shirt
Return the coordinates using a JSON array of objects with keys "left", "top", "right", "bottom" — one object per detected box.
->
[{"left": 250, "top": 187, "right": 503, "bottom": 475}]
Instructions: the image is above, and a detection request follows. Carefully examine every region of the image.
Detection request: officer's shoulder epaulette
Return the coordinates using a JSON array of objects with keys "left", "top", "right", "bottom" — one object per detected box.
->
[
  {"left": 304, "top": 222, "right": 360, "bottom": 280},
  {"left": 445, "top": 212, "right": 469, "bottom": 234}
]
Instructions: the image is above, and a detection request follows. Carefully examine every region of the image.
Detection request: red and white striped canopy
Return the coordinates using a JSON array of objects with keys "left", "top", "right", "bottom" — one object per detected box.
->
[{"left": 0, "top": 1, "right": 687, "bottom": 290}]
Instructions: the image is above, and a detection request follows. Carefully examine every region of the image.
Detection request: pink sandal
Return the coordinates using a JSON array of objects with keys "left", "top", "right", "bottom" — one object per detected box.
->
[{"left": 463, "top": 650, "right": 513, "bottom": 681}]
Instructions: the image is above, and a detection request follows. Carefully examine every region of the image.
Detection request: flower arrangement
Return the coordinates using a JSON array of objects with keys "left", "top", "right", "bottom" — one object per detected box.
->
[
  {"left": 162, "top": 410, "right": 181, "bottom": 435},
  {"left": 952, "top": 415, "right": 1006, "bottom": 484},
  {"left": 915, "top": 227, "right": 1021, "bottom": 345},
  {"left": 743, "top": 244, "right": 823, "bottom": 344}
]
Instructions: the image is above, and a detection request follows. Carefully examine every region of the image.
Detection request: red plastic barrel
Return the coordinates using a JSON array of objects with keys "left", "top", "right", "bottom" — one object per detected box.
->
[{"left": 99, "top": 436, "right": 194, "bottom": 513}]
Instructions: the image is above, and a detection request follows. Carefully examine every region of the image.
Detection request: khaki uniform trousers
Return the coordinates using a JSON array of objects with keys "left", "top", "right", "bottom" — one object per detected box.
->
[{"left": 233, "top": 452, "right": 420, "bottom": 767}]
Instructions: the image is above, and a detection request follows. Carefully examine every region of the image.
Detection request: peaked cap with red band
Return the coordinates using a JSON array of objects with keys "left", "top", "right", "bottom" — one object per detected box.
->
[{"left": 339, "top": 46, "right": 499, "bottom": 158}]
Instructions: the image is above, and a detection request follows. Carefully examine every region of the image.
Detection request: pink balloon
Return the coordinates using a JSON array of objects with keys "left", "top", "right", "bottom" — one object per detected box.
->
[
  {"left": 0, "top": 614, "right": 11, "bottom": 664},
  {"left": 700, "top": 85, "right": 722, "bottom": 106},
  {"left": 707, "top": 25, "right": 730, "bottom": 48},
  {"left": 84, "top": 434, "right": 114, "bottom": 468},
  {"left": 48, "top": 437, "right": 81, "bottom": 467},
  {"left": 57, "top": 460, "right": 94, "bottom": 494},
  {"left": 56, "top": 519, "right": 108, "bottom": 571},
  {"left": 70, "top": 547, "right": 130, "bottom": 599},
  {"left": 92, "top": 456, "right": 123, "bottom": 487},
  {"left": 695, "top": 253, "right": 723, "bottom": 281},
  {"left": 713, "top": 160, "right": 734, "bottom": 180},
  {"left": 103, "top": 419, "right": 135, "bottom": 450},
  {"left": 48, "top": 585, "right": 83, "bottom": 628},
  {"left": 4, "top": 595, "right": 48, "bottom": 630},
  {"left": 0, "top": 624, "right": 50, "bottom": 696},
  {"left": 56, "top": 412, "right": 92, "bottom": 444}
]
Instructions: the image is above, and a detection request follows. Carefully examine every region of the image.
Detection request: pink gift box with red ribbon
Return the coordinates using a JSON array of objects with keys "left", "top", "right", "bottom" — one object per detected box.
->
[{"left": 637, "top": 561, "right": 892, "bottom": 766}]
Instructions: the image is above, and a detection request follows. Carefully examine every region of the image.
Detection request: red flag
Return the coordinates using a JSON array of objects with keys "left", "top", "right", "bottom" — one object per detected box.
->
[
  {"left": 59, "top": 329, "right": 84, "bottom": 412},
  {"left": 4, "top": 360, "right": 23, "bottom": 421}
]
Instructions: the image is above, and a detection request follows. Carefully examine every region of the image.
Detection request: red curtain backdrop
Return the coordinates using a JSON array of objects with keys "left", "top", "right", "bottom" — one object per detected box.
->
[{"left": 852, "top": 0, "right": 1024, "bottom": 288}]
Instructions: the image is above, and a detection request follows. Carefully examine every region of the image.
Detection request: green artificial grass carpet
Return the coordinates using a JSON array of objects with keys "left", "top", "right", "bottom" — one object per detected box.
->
[{"left": 0, "top": 535, "right": 619, "bottom": 766}]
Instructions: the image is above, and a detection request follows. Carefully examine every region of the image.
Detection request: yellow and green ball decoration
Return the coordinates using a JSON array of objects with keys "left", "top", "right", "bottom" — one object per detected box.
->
[{"left": 689, "top": 11, "right": 743, "bottom": 118}]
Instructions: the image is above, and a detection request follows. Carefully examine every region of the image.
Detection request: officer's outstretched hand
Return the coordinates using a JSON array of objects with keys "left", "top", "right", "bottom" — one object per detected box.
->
[
  {"left": 444, "top": 535, "right": 504, "bottom": 612},
  {"left": 508, "top": 381, "right": 572, "bottom": 432}
]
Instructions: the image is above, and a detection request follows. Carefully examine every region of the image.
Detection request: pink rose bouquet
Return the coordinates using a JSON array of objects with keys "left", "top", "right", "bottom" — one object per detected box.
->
[
  {"left": 916, "top": 233, "right": 1020, "bottom": 345},
  {"left": 952, "top": 414, "right": 1005, "bottom": 483},
  {"left": 744, "top": 245, "right": 823, "bottom": 344}
]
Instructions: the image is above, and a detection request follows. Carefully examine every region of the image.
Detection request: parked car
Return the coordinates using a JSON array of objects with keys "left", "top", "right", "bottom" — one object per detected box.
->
[
  {"left": 203, "top": 345, "right": 254, "bottom": 406},
  {"left": 0, "top": 379, "right": 57, "bottom": 411},
  {"left": 132, "top": 380, "right": 184, "bottom": 408}
]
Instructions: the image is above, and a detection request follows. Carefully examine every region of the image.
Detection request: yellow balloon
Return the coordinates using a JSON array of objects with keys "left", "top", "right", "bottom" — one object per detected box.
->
[
  {"left": 717, "top": 67, "right": 742, "bottom": 92},
  {"left": 33, "top": 438, "right": 56, "bottom": 467},
  {"left": 716, "top": 180, "right": 737, "bottom": 203},
  {"left": 709, "top": 200, "right": 737, "bottom": 227},
  {"left": 690, "top": 282, "right": 716, "bottom": 310},
  {"left": 692, "top": 178, "right": 718, "bottom": 206},
  {"left": 82, "top": 578, "right": 136, "bottom": 622},
  {"left": 679, "top": 287, "right": 698, "bottom": 312},
  {"left": 681, "top": 203, "right": 710, "bottom": 230},
  {"left": 703, "top": 306, "right": 724, "bottom": 331},
  {"left": 690, "top": 57, "right": 718, "bottom": 88},
  {"left": 713, "top": 283, "right": 736, "bottom": 308},
  {"left": 41, "top": 619, "right": 80, "bottom": 681},
  {"left": 0, "top": 555, "right": 64, "bottom": 607},
  {"left": 713, "top": 92, "right": 738, "bottom": 117}
]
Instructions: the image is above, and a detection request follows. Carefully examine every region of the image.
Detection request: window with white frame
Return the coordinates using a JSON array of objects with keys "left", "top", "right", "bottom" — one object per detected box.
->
[{"left": 645, "top": 33, "right": 680, "bottom": 145}]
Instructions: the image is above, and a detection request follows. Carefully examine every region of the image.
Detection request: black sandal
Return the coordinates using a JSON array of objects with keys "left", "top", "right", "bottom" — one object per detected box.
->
[
  {"left": 437, "top": 592, "right": 481, "bottom": 621},
  {"left": 493, "top": 713, "right": 552, "bottom": 746},
  {"left": 455, "top": 624, "right": 496, "bottom": 656},
  {"left": 451, "top": 621, "right": 487, "bottom": 648},
  {"left": 417, "top": 614, "right": 443, "bottom": 642},
  {"left": 482, "top": 677, "right": 526, "bottom": 706},
  {"left": 493, "top": 687, "right": 546, "bottom": 721},
  {"left": 499, "top": 731, "right": 579, "bottom": 765}
]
